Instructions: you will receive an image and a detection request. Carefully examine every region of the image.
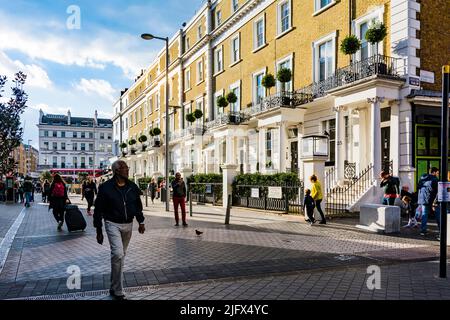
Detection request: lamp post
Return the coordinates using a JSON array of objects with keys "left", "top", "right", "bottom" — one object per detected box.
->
[
  {"left": 27, "top": 139, "right": 32, "bottom": 176},
  {"left": 141, "top": 33, "right": 170, "bottom": 212}
]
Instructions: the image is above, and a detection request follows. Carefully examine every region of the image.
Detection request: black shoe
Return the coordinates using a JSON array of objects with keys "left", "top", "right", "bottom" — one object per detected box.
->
[
  {"left": 109, "top": 290, "right": 127, "bottom": 300},
  {"left": 319, "top": 220, "right": 327, "bottom": 224},
  {"left": 182, "top": 223, "right": 188, "bottom": 227},
  {"left": 174, "top": 223, "right": 179, "bottom": 227}
]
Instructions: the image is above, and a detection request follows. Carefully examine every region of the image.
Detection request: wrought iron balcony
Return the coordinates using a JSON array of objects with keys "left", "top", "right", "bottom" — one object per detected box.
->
[
  {"left": 295, "top": 54, "right": 404, "bottom": 101},
  {"left": 243, "top": 91, "right": 313, "bottom": 117},
  {"left": 205, "top": 112, "right": 248, "bottom": 130},
  {"left": 169, "top": 125, "right": 204, "bottom": 140}
]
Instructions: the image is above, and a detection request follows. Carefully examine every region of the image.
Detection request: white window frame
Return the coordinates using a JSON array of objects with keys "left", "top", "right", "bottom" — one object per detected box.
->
[
  {"left": 252, "top": 68, "right": 267, "bottom": 106},
  {"left": 230, "top": 34, "right": 241, "bottom": 65},
  {"left": 156, "top": 93, "right": 160, "bottom": 111},
  {"left": 214, "top": 46, "right": 224, "bottom": 75},
  {"left": 198, "top": 25, "right": 202, "bottom": 40},
  {"left": 253, "top": 15, "right": 266, "bottom": 51},
  {"left": 276, "top": 54, "right": 294, "bottom": 93},
  {"left": 312, "top": 31, "right": 337, "bottom": 82},
  {"left": 197, "top": 59, "right": 204, "bottom": 84},
  {"left": 353, "top": 6, "right": 385, "bottom": 61},
  {"left": 232, "top": 0, "right": 239, "bottom": 12},
  {"left": 185, "top": 68, "right": 191, "bottom": 91},
  {"left": 196, "top": 97, "right": 204, "bottom": 123},
  {"left": 216, "top": 10, "right": 222, "bottom": 27},
  {"left": 186, "top": 37, "right": 190, "bottom": 50},
  {"left": 214, "top": 90, "right": 225, "bottom": 118},
  {"left": 229, "top": 81, "right": 241, "bottom": 112},
  {"left": 313, "top": 0, "right": 337, "bottom": 16},
  {"left": 277, "top": 0, "right": 292, "bottom": 37},
  {"left": 148, "top": 97, "right": 153, "bottom": 114}
]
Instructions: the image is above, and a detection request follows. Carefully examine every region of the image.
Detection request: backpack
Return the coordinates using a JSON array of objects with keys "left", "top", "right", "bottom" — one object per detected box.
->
[{"left": 52, "top": 183, "right": 65, "bottom": 198}]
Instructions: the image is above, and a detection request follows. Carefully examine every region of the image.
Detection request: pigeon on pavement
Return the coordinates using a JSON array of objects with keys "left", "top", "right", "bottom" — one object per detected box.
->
[{"left": 195, "top": 229, "right": 203, "bottom": 236}]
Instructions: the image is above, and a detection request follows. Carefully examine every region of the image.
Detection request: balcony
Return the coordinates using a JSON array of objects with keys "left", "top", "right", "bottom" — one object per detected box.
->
[
  {"left": 169, "top": 125, "right": 204, "bottom": 140},
  {"left": 295, "top": 54, "right": 404, "bottom": 101},
  {"left": 243, "top": 91, "right": 312, "bottom": 117},
  {"left": 205, "top": 112, "right": 249, "bottom": 130}
]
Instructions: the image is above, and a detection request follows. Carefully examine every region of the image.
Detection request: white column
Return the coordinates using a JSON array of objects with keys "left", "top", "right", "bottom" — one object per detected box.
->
[
  {"left": 225, "top": 134, "right": 234, "bottom": 165},
  {"left": 259, "top": 128, "right": 266, "bottom": 173},
  {"left": 369, "top": 97, "right": 383, "bottom": 179},
  {"left": 335, "top": 106, "right": 346, "bottom": 181},
  {"left": 297, "top": 124, "right": 304, "bottom": 180},
  {"left": 279, "top": 122, "right": 288, "bottom": 172},
  {"left": 390, "top": 100, "right": 400, "bottom": 176},
  {"left": 222, "top": 164, "right": 238, "bottom": 208}
]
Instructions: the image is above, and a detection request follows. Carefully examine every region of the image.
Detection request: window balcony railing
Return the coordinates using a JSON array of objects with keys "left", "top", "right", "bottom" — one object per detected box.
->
[
  {"left": 205, "top": 111, "right": 249, "bottom": 130},
  {"left": 243, "top": 91, "right": 312, "bottom": 117}
]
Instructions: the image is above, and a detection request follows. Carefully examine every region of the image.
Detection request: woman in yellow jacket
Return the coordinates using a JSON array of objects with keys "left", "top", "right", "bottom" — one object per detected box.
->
[{"left": 310, "top": 175, "right": 326, "bottom": 224}]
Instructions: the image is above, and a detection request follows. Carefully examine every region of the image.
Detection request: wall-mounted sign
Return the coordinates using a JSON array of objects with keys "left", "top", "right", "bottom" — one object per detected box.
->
[
  {"left": 409, "top": 77, "right": 420, "bottom": 86},
  {"left": 438, "top": 182, "right": 450, "bottom": 202},
  {"left": 420, "top": 70, "right": 435, "bottom": 84},
  {"left": 251, "top": 188, "right": 259, "bottom": 198},
  {"left": 205, "top": 184, "right": 212, "bottom": 194},
  {"left": 268, "top": 186, "right": 282, "bottom": 199}
]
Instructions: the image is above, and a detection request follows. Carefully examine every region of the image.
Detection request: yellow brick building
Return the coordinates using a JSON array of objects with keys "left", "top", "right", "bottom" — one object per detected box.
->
[{"left": 111, "top": 0, "right": 449, "bottom": 207}]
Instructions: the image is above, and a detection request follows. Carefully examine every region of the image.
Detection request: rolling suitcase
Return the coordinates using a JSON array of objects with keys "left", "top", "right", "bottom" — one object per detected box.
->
[{"left": 65, "top": 204, "right": 87, "bottom": 232}]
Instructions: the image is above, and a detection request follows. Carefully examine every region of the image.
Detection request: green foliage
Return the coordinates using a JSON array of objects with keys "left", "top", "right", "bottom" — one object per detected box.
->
[
  {"left": 120, "top": 142, "right": 127, "bottom": 149},
  {"left": 365, "top": 22, "right": 387, "bottom": 45},
  {"left": 40, "top": 171, "right": 52, "bottom": 182},
  {"left": 226, "top": 92, "right": 238, "bottom": 104},
  {"left": 193, "top": 109, "right": 203, "bottom": 119},
  {"left": 277, "top": 68, "right": 292, "bottom": 83},
  {"left": 187, "top": 174, "right": 223, "bottom": 201},
  {"left": 186, "top": 113, "right": 196, "bottom": 123},
  {"left": 262, "top": 73, "right": 276, "bottom": 90},
  {"left": 78, "top": 172, "right": 89, "bottom": 183},
  {"left": 340, "top": 35, "right": 361, "bottom": 55},
  {"left": 216, "top": 96, "right": 229, "bottom": 109},
  {"left": 138, "top": 135, "right": 147, "bottom": 143},
  {"left": 152, "top": 127, "right": 161, "bottom": 135},
  {"left": 128, "top": 139, "right": 137, "bottom": 145}
]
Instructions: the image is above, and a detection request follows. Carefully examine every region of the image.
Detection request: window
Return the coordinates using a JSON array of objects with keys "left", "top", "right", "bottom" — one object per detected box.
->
[
  {"left": 360, "top": 22, "right": 370, "bottom": 60},
  {"left": 100, "top": 133, "right": 104, "bottom": 140},
  {"left": 354, "top": 9, "right": 383, "bottom": 60},
  {"left": 277, "top": 57, "right": 293, "bottom": 92},
  {"left": 185, "top": 69, "right": 191, "bottom": 90},
  {"left": 44, "top": 131, "right": 48, "bottom": 137},
  {"left": 108, "top": 133, "right": 112, "bottom": 140},
  {"left": 230, "top": 83, "right": 241, "bottom": 112},
  {"left": 232, "top": 0, "right": 239, "bottom": 12},
  {"left": 61, "top": 131, "right": 66, "bottom": 138},
  {"left": 43, "top": 142, "right": 49, "bottom": 150},
  {"left": 231, "top": 35, "right": 240, "bottom": 64},
  {"left": 323, "top": 119, "right": 336, "bottom": 164},
  {"left": 125, "top": 118, "right": 129, "bottom": 129},
  {"left": 266, "top": 131, "right": 272, "bottom": 164},
  {"left": 186, "top": 37, "right": 190, "bottom": 50},
  {"left": 214, "top": 92, "right": 224, "bottom": 118},
  {"left": 254, "top": 17, "right": 265, "bottom": 50},
  {"left": 53, "top": 142, "right": 57, "bottom": 150},
  {"left": 197, "top": 60, "right": 204, "bottom": 83},
  {"left": 89, "top": 143, "right": 94, "bottom": 151},
  {"left": 196, "top": 99, "right": 204, "bottom": 122},
  {"left": 61, "top": 142, "right": 66, "bottom": 151},
  {"left": 81, "top": 143, "right": 86, "bottom": 151},
  {"left": 53, "top": 131, "right": 57, "bottom": 137},
  {"left": 278, "top": 0, "right": 291, "bottom": 35},
  {"left": 73, "top": 143, "right": 77, "bottom": 151},
  {"left": 81, "top": 132, "right": 85, "bottom": 139},
  {"left": 52, "top": 156, "right": 57, "bottom": 168},
  {"left": 89, "top": 157, "right": 93, "bottom": 166},
  {"left": 313, "top": 32, "right": 336, "bottom": 82},
  {"left": 73, "top": 157, "right": 78, "bottom": 168},
  {"left": 214, "top": 47, "right": 223, "bottom": 74},
  {"left": 81, "top": 157, "right": 86, "bottom": 169},
  {"left": 216, "top": 10, "right": 222, "bottom": 27},
  {"left": 61, "top": 157, "right": 66, "bottom": 169},
  {"left": 156, "top": 93, "right": 160, "bottom": 110},
  {"left": 198, "top": 25, "right": 202, "bottom": 40},
  {"left": 315, "top": 0, "right": 333, "bottom": 12},
  {"left": 253, "top": 71, "right": 266, "bottom": 105},
  {"left": 134, "top": 111, "right": 138, "bottom": 125},
  {"left": 148, "top": 97, "right": 153, "bottom": 114}
]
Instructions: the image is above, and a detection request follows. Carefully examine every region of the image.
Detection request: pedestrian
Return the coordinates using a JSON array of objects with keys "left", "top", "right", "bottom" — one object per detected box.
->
[
  {"left": 303, "top": 189, "right": 316, "bottom": 225},
  {"left": 93, "top": 160, "right": 145, "bottom": 300},
  {"left": 148, "top": 177, "right": 157, "bottom": 204},
  {"left": 14, "top": 181, "right": 19, "bottom": 203},
  {"left": 171, "top": 172, "right": 188, "bottom": 227},
  {"left": 160, "top": 179, "right": 166, "bottom": 202},
  {"left": 82, "top": 177, "right": 97, "bottom": 215},
  {"left": 23, "top": 177, "right": 33, "bottom": 207},
  {"left": 417, "top": 167, "right": 439, "bottom": 236},
  {"left": 18, "top": 182, "right": 24, "bottom": 204},
  {"left": 31, "top": 182, "right": 35, "bottom": 202},
  {"left": 310, "top": 174, "right": 326, "bottom": 224},
  {"left": 42, "top": 179, "right": 51, "bottom": 203},
  {"left": 401, "top": 195, "right": 418, "bottom": 228},
  {"left": 380, "top": 171, "right": 400, "bottom": 205},
  {"left": 0, "top": 179, "right": 5, "bottom": 202},
  {"left": 48, "top": 174, "right": 69, "bottom": 231}
]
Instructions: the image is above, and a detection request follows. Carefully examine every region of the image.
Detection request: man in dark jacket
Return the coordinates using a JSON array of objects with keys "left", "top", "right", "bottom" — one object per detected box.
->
[
  {"left": 417, "top": 167, "right": 439, "bottom": 235},
  {"left": 380, "top": 171, "right": 400, "bottom": 205},
  {"left": 23, "top": 177, "right": 33, "bottom": 207},
  {"left": 171, "top": 172, "right": 187, "bottom": 227},
  {"left": 94, "top": 160, "right": 145, "bottom": 300}
]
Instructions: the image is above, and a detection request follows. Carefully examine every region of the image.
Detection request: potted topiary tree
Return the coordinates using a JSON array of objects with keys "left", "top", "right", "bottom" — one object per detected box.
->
[
  {"left": 193, "top": 109, "right": 203, "bottom": 132},
  {"left": 138, "top": 135, "right": 147, "bottom": 151},
  {"left": 186, "top": 112, "right": 196, "bottom": 125},
  {"left": 152, "top": 128, "right": 161, "bottom": 147},
  {"left": 120, "top": 142, "right": 128, "bottom": 157},
  {"left": 128, "top": 139, "right": 137, "bottom": 154},
  {"left": 340, "top": 34, "right": 361, "bottom": 82},
  {"left": 226, "top": 92, "right": 238, "bottom": 123},
  {"left": 277, "top": 68, "right": 292, "bottom": 106},
  {"left": 365, "top": 21, "right": 388, "bottom": 74},
  {"left": 216, "top": 96, "right": 229, "bottom": 116},
  {"left": 262, "top": 73, "right": 276, "bottom": 96}
]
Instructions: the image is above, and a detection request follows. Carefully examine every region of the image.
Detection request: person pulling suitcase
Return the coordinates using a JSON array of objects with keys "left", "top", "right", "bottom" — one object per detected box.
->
[{"left": 48, "top": 174, "right": 69, "bottom": 231}]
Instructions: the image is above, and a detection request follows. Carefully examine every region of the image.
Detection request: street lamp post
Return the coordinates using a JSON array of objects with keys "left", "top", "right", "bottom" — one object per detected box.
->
[
  {"left": 141, "top": 33, "right": 170, "bottom": 212},
  {"left": 27, "top": 139, "right": 32, "bottom": 176}
]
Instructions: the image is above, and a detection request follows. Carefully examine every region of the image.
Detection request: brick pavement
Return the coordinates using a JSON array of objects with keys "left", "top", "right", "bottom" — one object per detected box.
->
[{"left": 0, "top": 195, "right": 447, "bottom": 300}]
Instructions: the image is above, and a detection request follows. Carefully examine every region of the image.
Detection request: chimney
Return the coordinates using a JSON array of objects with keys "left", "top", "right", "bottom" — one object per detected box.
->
[
  {"left": 67, "top": 109, "right": 71, "bottom": 125},
  {"left": 39, "top": 109, "right": 44, "bottom": 124},
  {"left": 94, "top": 110, "right": 98, "bottom": 126}
]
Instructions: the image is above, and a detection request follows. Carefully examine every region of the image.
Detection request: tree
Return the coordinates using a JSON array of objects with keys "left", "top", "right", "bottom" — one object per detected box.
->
[
  {"left": 365, "top": 22, "right": 387, "bottom": 55},
  {"left": 262, "top": 73, "right": 276, "bottom": 96},
  {"left": 152, "top": 127, "right": 161, "bottom": 135},
  {"left": 216, "top": 96, "right": 228, "bottom": 114},
  {"left": 0, "top": 72, "right": 28, "bottom": 176},
  {"left": 120, "top": 142, "right": 127, "bottom": 149},
  {"left": 186, "top": 113, "right": 196, "bottom": 123},
  {"left": 193, "top": 109, "right": 203, "bottom": 119},
  {"left": 277, "top": 68, "right": 292, "bottom": 93},
  {"left": 40, "top": 171, "right": 52, "bottom": 182},
  {"left": 340, "top": 35, "right": 361, "bottom": 63}
]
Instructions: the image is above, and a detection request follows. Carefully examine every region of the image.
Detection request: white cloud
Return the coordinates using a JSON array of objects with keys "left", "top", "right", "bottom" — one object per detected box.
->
[
  {"left": 0, "top": 51, "right": 52, "bottom": 89},
  {"left": 74, "top": 78, "right": 116, "bottom": 103},
  {"left": 29, "top": 103, "right": 69, "bottom": 114}
]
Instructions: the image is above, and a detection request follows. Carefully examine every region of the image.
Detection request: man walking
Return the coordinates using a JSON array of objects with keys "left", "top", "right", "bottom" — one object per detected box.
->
[
  {"left": 23, "top": 177, "right": 33, "bottom": 208},
  {"left": 94, "top": 160, "right": 146, "bottom": 300},
  {"left": 171, "top": 172, "right": 188, "bottom": 227},
  {"left": 380, "top": 171, "right": 400, "bottom": 205},
  {"left": 417, "top": 167, "right": 439, "bottom": 236}
]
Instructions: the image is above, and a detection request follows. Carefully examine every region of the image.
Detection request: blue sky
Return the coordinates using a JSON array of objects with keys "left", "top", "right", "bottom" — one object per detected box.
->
[{"left": 0, "top": 0, "right": 205, "bottom": 149}]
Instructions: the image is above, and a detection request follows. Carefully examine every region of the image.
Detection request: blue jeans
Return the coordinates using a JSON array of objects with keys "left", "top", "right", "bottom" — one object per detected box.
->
[
  {"left": 419, "top": 205, "right": 434, "bottom": 233},
  {"left": 383, "top": 197, "right": 395, "bottom": 205},
  {"left": 24, "top": 192, "right": 32, "bottom": 207}
]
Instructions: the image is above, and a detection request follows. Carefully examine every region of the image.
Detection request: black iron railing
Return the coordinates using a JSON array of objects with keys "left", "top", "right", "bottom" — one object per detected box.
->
[
  {"left": 344, "top": 161, "right": 357, "bottom": 180},
  {"left": 189, "top": 182, "right": 223, "bottom": 206},
  {"left": 205, "top": 111, "right": 249, "bottom": 130},
  {"left": 295, "top": 54, "right": 403, "bottom": 102},
  {"left": 244, "top": 91, "right": 313, "bottom": 117},
  {"left": 233, "top": 181, "right": 304, "bottom": 214},
  {"left": 325, "top": 166, "right": 337, "bottom": 191},
  {"left": 326, "top": 163, "right": 374, "bottom": 216}
]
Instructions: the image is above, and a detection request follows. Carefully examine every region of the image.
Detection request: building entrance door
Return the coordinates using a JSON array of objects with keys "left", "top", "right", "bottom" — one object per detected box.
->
[
  {"left": 381, "top": 127, "right": 390, "bottom": 172},
  {"left": 291, "top": 141, "right": 298, "bottom": 173}
]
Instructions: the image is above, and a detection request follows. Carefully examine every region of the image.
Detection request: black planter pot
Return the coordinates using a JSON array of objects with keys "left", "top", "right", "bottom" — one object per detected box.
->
[
  {"left": 153, "top": 140, "right": 161, "bottom": 147},
  {"left": 375, "top": 62, "right": 387, "bottom": 75},
  {"left": 281, "top": 96, "right": 291, "bottom": 107}
]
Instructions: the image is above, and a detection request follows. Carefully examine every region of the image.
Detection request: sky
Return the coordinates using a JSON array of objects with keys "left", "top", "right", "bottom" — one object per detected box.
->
[{"left": 0, "top": 0, "right": 205, "bottom": 150}]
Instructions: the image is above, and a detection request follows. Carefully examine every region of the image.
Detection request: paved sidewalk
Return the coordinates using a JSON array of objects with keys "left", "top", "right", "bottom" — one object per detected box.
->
[{"left": 0, "top": 194, "right": 447, "bottom": 300}]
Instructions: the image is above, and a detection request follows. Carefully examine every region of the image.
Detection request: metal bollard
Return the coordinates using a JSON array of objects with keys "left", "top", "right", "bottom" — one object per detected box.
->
[
  {"left": 189, "top": 191, "right": 193, "bottom": 217},
  {"left": 225, "top": 194, "right": 232, "bottom": 225},
  {"left": 145, "top": 189, "right": 148, "bottom": 207}
]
